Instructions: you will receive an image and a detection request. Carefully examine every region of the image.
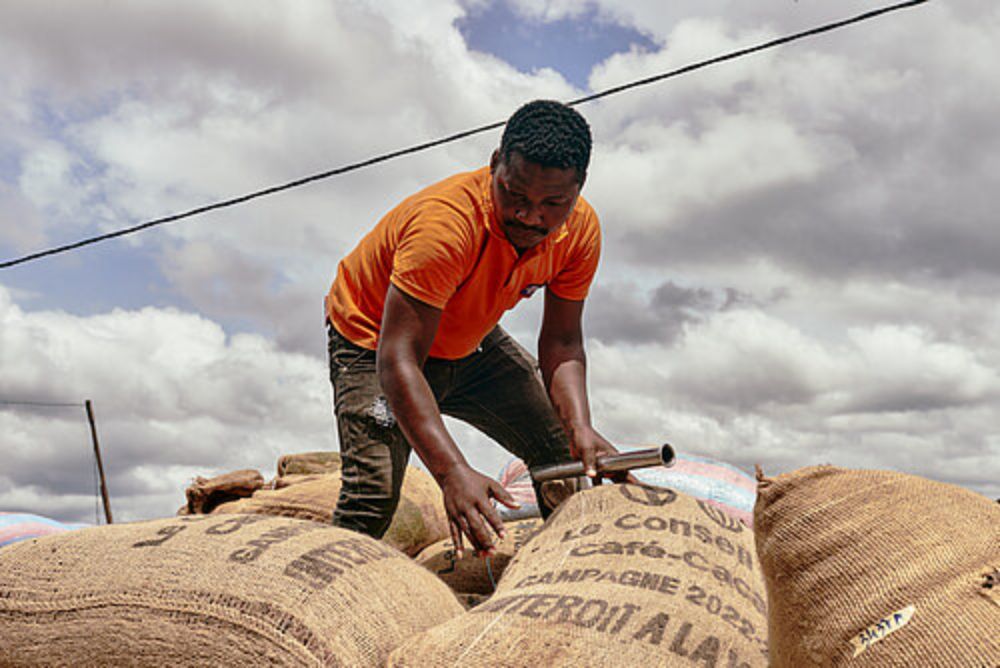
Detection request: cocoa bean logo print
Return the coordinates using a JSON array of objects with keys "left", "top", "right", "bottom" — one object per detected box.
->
[
  {"left": 696, "top": 500, "right": 744, "bottom": 533},
  {"left": 619, "top": 484, "right": 677, "bottom": 507}
]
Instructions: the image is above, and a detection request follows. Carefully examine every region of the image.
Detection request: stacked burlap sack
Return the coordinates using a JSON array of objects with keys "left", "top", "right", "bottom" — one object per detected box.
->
[
  {"left": 181, "top": 468, "right": 265, "bottom": 514},
  {"left": 0, "top": 515, "right": 464, "bottom": 666},
  {"left": 415, "top": 517, "right": 544, "bottom": 607},
  {"left": 415, "top": 471, "right": 591, "bottom": 606},
  {"left": 755, "top": 465, "right": 999, "bottom": 666},
  {"left": 392, "top": 482, "right": 769, "bottom": 666},
  {"left": 181, "top": 451, "right": 449, "bottom": 557}
]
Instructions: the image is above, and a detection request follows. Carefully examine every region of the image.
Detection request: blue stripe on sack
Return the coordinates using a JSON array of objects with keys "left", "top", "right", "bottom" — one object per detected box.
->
[
  {"left": 1, "top": 534, "right": 39, "bottom": 548},
  {"left": 0, "top": 514, "right": 87, "bottom": 548},
  {"left": 670, "top": 453, "right": 756, "bottom": 483},
  {"left": 0, "top": 513, "right": 73, "bottom": 529},
  {"left": 633, "top": 469, "right": 757, "bottom": 512}
]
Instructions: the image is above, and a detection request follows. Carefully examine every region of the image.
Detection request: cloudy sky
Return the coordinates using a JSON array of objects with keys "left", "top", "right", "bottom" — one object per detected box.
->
[{"left": 2, "top": 0, "right": 997, "bottom": 524}]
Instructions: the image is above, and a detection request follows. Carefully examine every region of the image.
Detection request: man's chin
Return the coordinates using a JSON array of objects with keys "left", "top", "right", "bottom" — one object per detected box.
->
[
  {"left": 508, "top": 237, "right": 538, "bottom": 253},
  {"left": 503, "top": 224, "right": 545, "bottom": 251}
]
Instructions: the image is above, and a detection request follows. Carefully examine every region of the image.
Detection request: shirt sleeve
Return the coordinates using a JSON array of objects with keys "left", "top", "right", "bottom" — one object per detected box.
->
[
  {"left": 548, "top": 208, "right": 601, "bottom": 301},
  {"left": 390, "top": 199, "right": 476, "bottom": 309}
]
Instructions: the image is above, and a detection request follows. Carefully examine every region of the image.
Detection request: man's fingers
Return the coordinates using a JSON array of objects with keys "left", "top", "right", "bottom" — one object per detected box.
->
[
  {"left": 582, "top": 447, "right": 598, "bottom": 478},
  {"left": 456, "top": 513, "right": 486, "bottom": 555},
  {"left": 464, "top": 510, "right": 496, "bottom": 556},
  {"left": 592, "top": 440, "right": 622, "bottom": 481},
  {"left": 458, "top": 515, "right": 478, "bottom": 554},
  {"left": 490, "top": 482, "right": 521, "bottom": 510},
  {"left": 449, "top": 519, "right": 465, "bottom": 558},
  {"left": 479, "top": 497, "right": 507, "bottom": 542}
]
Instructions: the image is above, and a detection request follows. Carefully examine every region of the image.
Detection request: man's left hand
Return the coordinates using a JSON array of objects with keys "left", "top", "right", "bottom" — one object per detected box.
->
[{"left": 568, "top": 425, "right": 634, "bottom": 484}]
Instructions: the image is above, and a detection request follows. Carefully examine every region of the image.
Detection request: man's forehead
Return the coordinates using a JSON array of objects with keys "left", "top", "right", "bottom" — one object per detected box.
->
[{"left": 500, "top": 151, "right": 579, "bottom": 190}]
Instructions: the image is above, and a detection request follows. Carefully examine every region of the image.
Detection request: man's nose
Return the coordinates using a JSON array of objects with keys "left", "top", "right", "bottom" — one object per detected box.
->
[{"left": 515, "top": 203, "right": 542, "bottom": 226}]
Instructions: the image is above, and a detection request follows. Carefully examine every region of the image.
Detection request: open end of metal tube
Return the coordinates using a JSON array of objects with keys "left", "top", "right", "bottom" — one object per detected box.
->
[{"left": 659, "top": 442, "right": 676, "bottom": 467}]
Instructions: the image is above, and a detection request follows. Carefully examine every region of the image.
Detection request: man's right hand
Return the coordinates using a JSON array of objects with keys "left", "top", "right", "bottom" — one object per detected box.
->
[{"left": 438, "top": 463, "right": 520, "bottom": 558}]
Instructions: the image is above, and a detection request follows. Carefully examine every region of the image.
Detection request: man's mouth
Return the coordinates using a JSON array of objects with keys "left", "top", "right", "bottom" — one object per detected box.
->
[{"left": 504, "top": 220, "right": 546, "bottom": 237}]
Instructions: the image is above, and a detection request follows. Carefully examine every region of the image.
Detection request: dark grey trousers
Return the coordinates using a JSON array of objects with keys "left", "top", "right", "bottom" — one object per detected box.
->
[{"left": 327, "top": 324, "right": 572, "bottom": 538}]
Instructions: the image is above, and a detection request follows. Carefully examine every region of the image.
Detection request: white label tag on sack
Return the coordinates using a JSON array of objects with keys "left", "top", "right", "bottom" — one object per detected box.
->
[{"left": 851, "top": 605, "right": 916, "bottom": 657}]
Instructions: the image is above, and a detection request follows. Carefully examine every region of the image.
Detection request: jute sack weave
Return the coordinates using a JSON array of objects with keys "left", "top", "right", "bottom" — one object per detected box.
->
[
  {"left": 0, "top": 515, "right": 463, "bottom": 667},
  {"left": 390, "top": 483, "right": 769, "bottom": 667},
  {"left": 416, "top": 518, "right": 544, "bottom": 595},
  {"left": 214, "top": 465, "right": 448, "bottom": 557},
  {"left": 755, "top": 465, "right": 1000, "bottom": 667},
  {"left": 272, "top": 473, "right": 327, "bottom": 489}
]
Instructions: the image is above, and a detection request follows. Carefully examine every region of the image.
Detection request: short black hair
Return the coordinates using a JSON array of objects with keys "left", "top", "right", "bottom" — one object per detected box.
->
[{"left": 499, "top": 100, "right": 592, "bottom": 183}]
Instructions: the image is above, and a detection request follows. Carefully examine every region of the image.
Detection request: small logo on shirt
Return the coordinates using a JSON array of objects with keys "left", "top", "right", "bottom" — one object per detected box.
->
[{"left": 521, "top": 283, "right": 545, "bottom": 298}]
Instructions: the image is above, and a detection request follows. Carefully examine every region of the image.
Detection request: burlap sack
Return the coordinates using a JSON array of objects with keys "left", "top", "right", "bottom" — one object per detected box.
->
[
  {"left": 391, "top": 483, "right": 769, "bottom": 667},
  {"left": 277, "top": 451, "right": 343, "bottom": 477},
  {"left": 0, "top": 515, "right": 463, "bottom": 666},
  {"left": 755, "top": 465, "right": 1000, "bottom": 667},
  {"left": 416, "top": 518, "right": 544, "bottom": 595},
  {"left": 214, "top": 468, "right": 448, "bottom": 557},
  {"left": 179, "top": 468, "right": 265, "bottom": 515}
]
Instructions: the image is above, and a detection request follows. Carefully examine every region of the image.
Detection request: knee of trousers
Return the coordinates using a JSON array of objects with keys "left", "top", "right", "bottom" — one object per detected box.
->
[{"left": 331, "top": 489, "right": 401, "bottom": 539}]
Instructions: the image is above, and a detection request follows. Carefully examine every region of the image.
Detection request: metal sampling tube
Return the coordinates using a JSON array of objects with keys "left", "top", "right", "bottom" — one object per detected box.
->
[{"left": 530, "top": 443, "right": 675, "bottom": 483}]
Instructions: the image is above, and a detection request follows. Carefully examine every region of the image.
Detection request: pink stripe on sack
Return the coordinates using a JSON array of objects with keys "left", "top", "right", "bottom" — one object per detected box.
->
[
  {"left": 499, "top": 459, "right": 530, "bottom": 488},
  {"left": 669, "top": 459, "right": 757, "bottom": 492},
  {"left": 506, "top": 483, "right": 537, "bottom": 505},
  {"left": 0, "top": 523, "right": 67, "bottom": 545}
]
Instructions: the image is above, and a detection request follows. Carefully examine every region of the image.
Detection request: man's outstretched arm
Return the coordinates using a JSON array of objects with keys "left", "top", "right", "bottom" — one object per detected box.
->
[
  {"left": 377, "top": 284, "right": 517, "bottom": 556},
  {"left": 538, "top": 289, "right": 619, "bottom": 478}
]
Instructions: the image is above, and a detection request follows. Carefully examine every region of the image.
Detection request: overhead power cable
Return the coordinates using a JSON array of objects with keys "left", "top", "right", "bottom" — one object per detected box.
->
[
  {"left": 0, "top": 399, "right": 83, "bottom": 408},
  {"left": 0, "top": 0, "right": 928, "bottom": 270}
]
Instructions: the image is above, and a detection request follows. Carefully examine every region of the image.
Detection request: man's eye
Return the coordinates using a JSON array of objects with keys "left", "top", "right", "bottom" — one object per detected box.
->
[{"left": 500, "top": 182, "right": 521, "bottom": 197}]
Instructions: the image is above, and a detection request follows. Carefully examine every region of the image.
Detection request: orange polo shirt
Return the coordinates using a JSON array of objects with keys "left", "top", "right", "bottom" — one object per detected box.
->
[{"left": 325, "top": 166, "right": 601, "bottom": 360}]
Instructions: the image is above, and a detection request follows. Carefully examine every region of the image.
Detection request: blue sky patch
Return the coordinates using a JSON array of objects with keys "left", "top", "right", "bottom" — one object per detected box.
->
[
  {"left": 0, "top": 239, "right": 186, "bottom": 315},
  {"left": 457, "top": 2, "right": 656, "bottom": 90}
]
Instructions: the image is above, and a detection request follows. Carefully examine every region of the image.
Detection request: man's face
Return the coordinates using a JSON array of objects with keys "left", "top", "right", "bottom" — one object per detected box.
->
[{"left": 490, "top": 150, "right": 582, "bottom": 253}]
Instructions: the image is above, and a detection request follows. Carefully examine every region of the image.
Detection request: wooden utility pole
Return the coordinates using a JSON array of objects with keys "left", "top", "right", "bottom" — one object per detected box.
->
[{"left": 85, "top": 399, "right": 113, "bottom": 524}]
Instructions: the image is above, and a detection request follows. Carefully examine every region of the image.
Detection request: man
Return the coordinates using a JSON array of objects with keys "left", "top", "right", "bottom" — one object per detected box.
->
[{"left": 324, "top": 99, "right": 618, "bottom": 557}]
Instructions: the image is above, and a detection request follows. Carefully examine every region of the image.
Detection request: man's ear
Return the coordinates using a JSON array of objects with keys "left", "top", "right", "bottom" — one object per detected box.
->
[{"left": 489, "top": 149, "right": 500, "bottom": 171}]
